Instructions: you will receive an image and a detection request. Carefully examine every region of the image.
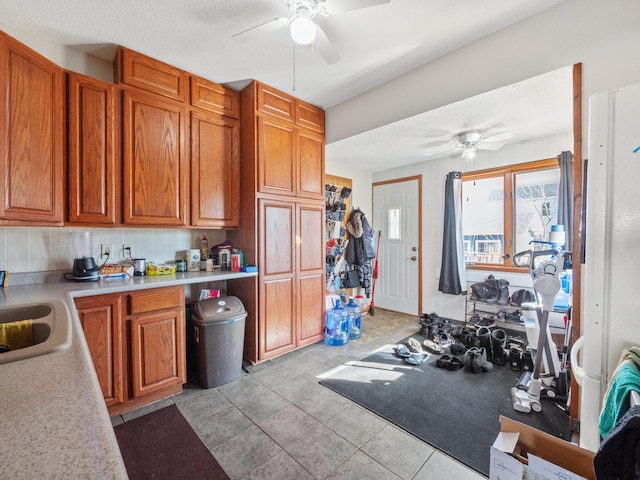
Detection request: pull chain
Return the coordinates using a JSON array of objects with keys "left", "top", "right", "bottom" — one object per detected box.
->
[{"left": 292, "top": 45, "right": 296, "bottom": 91}]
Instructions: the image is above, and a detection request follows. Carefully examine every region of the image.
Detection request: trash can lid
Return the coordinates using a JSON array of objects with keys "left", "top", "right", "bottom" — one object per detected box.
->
[{"left": 193, "top": 296, "right": 247, "bottom": 324}]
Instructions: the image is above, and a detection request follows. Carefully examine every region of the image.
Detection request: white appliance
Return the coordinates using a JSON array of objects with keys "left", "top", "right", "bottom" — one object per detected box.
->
[{"left": 572, "top": 82, "right": 640, "bottom": 451}]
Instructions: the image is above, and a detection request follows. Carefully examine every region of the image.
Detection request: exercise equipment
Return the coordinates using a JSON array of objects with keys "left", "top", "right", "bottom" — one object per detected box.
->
[{"left": 511, "top": 245, "right": 572, "bottom": 413}]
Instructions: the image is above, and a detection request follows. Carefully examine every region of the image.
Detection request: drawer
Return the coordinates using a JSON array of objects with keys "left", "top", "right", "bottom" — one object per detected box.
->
[{"left": 127, "top": 286, "right": 184, "bottom": 316}]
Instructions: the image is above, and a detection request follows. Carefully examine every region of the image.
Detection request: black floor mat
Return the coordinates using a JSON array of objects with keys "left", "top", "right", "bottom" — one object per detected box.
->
[{"left": 320, "top": 331, "right": 571, "bottom": 477}]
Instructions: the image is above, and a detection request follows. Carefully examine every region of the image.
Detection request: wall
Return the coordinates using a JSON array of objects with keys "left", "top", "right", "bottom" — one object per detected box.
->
[
  {"left": 0, "top": 226, "right": 227, "bottom": 279},
  {"left": 339, "top": 133, "right": 572, "bottom": 321}
]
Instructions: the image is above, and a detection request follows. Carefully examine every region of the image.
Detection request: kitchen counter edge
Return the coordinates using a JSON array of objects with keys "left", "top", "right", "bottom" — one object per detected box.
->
[{"left": 0, "top": 270, "right": 258, "bottom": 479}]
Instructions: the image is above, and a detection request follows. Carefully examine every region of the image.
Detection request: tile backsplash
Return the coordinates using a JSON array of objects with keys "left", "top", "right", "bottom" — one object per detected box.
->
[{"left": 0, "top": 226, "right": 227, "bottom": 275}]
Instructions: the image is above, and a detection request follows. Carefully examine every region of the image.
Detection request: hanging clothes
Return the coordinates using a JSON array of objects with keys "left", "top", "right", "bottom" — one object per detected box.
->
[{"left": 344, "top": 208, "right": 376, "bottom": 297}]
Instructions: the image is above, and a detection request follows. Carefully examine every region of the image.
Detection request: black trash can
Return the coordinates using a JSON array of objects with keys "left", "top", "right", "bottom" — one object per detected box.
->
[{"left": 192, "top": 296, "right": 247, "bottom": 388}]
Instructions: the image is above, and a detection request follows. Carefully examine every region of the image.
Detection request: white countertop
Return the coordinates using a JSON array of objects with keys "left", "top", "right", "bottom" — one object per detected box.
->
[{"left": 0, "top": 271, "right": 257, "bottom": 479}]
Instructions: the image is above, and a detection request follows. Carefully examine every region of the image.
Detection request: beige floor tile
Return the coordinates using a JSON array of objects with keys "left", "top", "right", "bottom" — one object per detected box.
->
[
  {"left": 192, "top": 406, "right": 254, "bottom": 450},
  {"left": 282, "top": 423, "right": 357, "bottom": 479},
  {"left": 241, "top": 451, "right": 314, "bottom": 480},
  {"left": 324, "top": 403, "right": 387, "bottom": 447},
  {"left": 326, "top": 451, "right": 402, "bottom": 480},
  {"left": 361, "top": 425, "right": 435, "bottom": 480},
  {"left": 413, "top": 450, "right": 487, "bottom": 480}
]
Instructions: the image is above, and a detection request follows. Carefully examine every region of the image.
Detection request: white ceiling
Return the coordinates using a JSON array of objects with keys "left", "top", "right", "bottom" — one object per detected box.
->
[{"left": 0, "top": 0, "right": 572, "bottom": 172}]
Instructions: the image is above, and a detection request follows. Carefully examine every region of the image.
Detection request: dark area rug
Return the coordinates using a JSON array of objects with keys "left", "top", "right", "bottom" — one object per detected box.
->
[
  {"left": 320, "top": 331, "right": 571, "bottom": 477},
  {"left": 114, "top": 404, "right": 230, "bottom": 480}
]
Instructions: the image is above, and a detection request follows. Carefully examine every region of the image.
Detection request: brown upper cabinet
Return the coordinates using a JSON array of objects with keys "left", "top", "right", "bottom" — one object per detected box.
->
[
  {"left": 0, "top": 32, "right": 64, "bottom": 225},
  {"left": 249, "top": 81, "right": 325, "bottom": 200},
  {"left": 190, "top": 110, "right": 240, "bottom": 228},
  {"left": 122, "top": 89, "right": 188, "bottom": 226},
  {"left": 67, "top": 72, "right": 119, "bottom": 225},
  {"left": 117, "top": 47, "right": 189, "bottom": 103},
  {"left": 191, "top": 76, "right": 239, "bottom": 119}
]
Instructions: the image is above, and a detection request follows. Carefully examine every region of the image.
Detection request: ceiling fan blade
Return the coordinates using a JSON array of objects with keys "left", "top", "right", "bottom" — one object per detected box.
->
[
  {"left": 423, "top": 141, "right": 460, "bottom": 156},
  {"left": 323, "top": 0, "right": 391, "bottom": 15},
  {"left": 483, "top": 131, "right": 513, "bottom": 143},
  {"left": 232, "top": 17, "right": 287, "bottom": 43},
  {"left": 477, "top": 142, "right": 504, "bottom": 151},
  {"left": 314, "top": 25, "right": 340, "bottom": 64}
]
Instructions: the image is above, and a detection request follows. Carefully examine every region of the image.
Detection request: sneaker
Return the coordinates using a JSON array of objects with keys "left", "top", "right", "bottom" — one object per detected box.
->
[
  {"left": 407, "top": 337, "right": 423, "bottom": 353},
  {"left": 474, "top": 316, "right": 496, "bottom": 328},
  {"left": 438, "top": 332, "right": 454, "bottom": 349},
  {"left": 506, "top": 310, "right": 523, "bottom": 324}
]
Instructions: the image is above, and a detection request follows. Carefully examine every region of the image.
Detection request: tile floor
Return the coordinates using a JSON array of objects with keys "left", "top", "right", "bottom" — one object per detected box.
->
[{"left": 111, "top": 309, "right": 486, "bottom": 479}]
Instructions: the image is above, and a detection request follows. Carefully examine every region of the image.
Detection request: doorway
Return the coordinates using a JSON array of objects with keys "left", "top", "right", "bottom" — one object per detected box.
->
[{"left": 372, "top": 176, "right": 422, "bottom": 315}]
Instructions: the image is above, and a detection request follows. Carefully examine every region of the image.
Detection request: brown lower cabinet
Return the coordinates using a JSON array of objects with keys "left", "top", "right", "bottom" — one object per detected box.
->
[{"left": 75, "top": 286, "right": 186, "bottom": 415}]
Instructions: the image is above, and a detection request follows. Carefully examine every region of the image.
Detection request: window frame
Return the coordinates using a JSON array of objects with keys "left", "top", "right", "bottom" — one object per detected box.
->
[{"left": 462, "top": 157, "right": 558, "bottom": 273}]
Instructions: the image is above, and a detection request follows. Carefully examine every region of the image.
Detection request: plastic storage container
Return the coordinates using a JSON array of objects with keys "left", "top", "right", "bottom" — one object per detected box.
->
[
  {"left": 346, "top": 297, "right": 362, "bottom": 340},
  {"left": 192, "top": 296, "right": 247, "bottom": 388},
  {"left": 325, "top": 299, "right": 349, "bottom": 346}
]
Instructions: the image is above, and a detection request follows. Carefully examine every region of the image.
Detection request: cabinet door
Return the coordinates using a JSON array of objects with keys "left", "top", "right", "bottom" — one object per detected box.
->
[
  {"left": 129, "top": 308, "right": 186, "bottom": 398},
  {"left": 122, "top": 89, "right": 188, "bottom": 226},
  {"left": 259, "top": 198, "right": 296, "bottom": 358},
  {"left": 67, "top": 72, "right": 118, "bottom": 224},
  {"left": 0, "top": 33, "right": 64, "bottom": 224},
  {"left": 191, "top": 111, "right": 240, "bottom": 227},
  {"left": 297, "top": 128, "right": 325, "bottom": 200},
  {"left": 191, "top": 76, "right": 239, "bottom": 119},
  {"left": 257, "top": 115, "right": 295, "bottom": 196},
  {"left": 75, "top": 294, "right": 124, "bottom": 408},
  {"left": 297, "top": 203, "right": 326, "bottom": 346}
]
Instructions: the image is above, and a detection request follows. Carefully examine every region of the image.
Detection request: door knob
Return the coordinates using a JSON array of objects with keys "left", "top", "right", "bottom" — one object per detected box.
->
[
  {"left": 411, "top": 256, "right": 417, "bottom": 261},
  {"left": 412, "top": 246, "right": 417, "bottom": 251}
]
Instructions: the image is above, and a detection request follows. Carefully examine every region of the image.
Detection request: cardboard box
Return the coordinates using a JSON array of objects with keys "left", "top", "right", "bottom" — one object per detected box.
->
[{"left": 490, "top": 416, "right": 595, "bottom": 480}]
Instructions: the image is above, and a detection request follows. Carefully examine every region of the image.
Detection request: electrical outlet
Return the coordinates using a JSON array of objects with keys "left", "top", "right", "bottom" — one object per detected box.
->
[
  {"left": 122, "top": 244, "right": 132, "bottom": 259},
  {"left": 100, "top": 244, "right": 113, "bottom": 258}
]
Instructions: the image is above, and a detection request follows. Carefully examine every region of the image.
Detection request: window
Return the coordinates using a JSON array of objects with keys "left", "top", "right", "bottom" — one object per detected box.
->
[
  {"left": 462, "top": 158, "right": 559, "bottom": 270},
  {"left": 387, "top": 208, "right": 401, "bottom": 240}
]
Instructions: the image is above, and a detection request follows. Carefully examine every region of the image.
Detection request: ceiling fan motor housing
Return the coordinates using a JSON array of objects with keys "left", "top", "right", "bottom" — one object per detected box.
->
[{"left": 459, "top": 131, "right": 482, "bottom": 146}]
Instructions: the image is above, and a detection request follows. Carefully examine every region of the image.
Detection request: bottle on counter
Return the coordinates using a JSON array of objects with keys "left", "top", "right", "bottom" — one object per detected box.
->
[{"left": 200, "top": 235, "right": 209, "bottom": 270}]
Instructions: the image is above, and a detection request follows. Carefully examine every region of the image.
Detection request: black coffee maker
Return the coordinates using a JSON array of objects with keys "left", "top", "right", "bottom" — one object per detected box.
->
[{"left": 71, "top": 232, "right": 100, "bottom": 282}]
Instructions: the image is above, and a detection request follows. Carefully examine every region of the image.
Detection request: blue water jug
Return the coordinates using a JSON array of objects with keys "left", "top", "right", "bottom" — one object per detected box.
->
[
  {"left": 346, "top": 297, "right": 362, "bottom": 340},
  {"left": 326, "top": 299, "right": 349, "bottom": 346}
]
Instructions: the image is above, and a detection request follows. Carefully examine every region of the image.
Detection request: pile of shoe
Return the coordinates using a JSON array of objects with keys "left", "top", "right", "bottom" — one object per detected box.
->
[
  {"left": 506, "top": 338, "right": 533, "bottom": 372},
  {"left": 419, "top": 312, "right": 451, "bottom": 340},
  {"left": 469, "top": 274, "right": 510, "bottom": 306}
]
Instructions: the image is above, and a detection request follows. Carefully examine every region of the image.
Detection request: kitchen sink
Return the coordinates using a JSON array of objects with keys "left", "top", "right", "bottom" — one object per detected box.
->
[{"left": 0, "top": 301, "right": 72, "bottom": 365}]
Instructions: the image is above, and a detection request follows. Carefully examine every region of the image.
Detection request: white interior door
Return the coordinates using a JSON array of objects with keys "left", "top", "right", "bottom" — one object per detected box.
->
[{"left": 372, "top": 178, "right": 420, "bottom": 315}]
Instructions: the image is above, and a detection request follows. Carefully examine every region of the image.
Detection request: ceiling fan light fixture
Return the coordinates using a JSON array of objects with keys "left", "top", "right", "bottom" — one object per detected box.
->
[
  {"left": 461, "top": 147, "right": 476, "bottom": 160},
  {"left": 290, "top": 17, "right": 316, "bottom": 44}
]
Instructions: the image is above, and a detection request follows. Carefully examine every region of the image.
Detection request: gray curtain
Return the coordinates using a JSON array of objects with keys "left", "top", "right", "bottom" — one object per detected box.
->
[
  {"left": 439, "top": 172, "right": 467, "bottom": 295},
  {"left": 557, "top": 151, "right": 574, "bottom": 251}
]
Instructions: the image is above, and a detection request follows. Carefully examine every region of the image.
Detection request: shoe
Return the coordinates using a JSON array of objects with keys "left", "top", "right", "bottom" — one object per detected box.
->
[
  {"left": 423, "top": 339, "right": 444, "bottom": 354},
  {"left": 474, "top": 316, "right": 497, "bottom": 328},
  {"left": 404, "top": 354, "right": 427, "bottom": 365},
  {"left": 438, "top": 332, "right": 454, "bottom": 348},
  {"left": 491, "top": 329, "right": 508, "bottom": 365},
  {"left": 521, "top": 351, "right": 534, "bottom": 371},
  {"left": 441, "top": 319, "right": 452, "bottom": 333},
  {"left": 466, "top": 347, "right": 493, "bottom": 373},
  {"left": 506, "top": 310, "right": 523, "bottom": 324},
  {"left": 407, "top": 337, "right": 423, "bottom": 353},
  {"left": 497, "top": 279, "right": 510, "bottom": 306},
  {"left": 436, "top": 354, "right": 453, "bottom": 369},
  {"left": 476, "top": 327, "right": 493, "bottom": 360},
  {"left": 447, "top": 356, "right": 464, "bottom": 371},
  {"left": 450, "top": 342, "right": 467, "bottom": 356},
  {"left": 395, "top": 344, "right": 412, "bottom": 358},
  {"left": 509, "top": 347, "right": 523, "bottom": 371}
]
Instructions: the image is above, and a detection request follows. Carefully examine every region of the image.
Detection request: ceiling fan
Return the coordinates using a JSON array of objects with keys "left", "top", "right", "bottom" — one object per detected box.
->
[
  {"left": 232, "top": 0, "right": 391, "bottom": 64},
  {"left": 422, "top": 130, "right": 514, "bottom": 159}
]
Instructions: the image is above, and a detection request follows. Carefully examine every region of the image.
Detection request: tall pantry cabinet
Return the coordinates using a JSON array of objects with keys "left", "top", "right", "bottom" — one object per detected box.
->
[{"left": 228, "top": 81, "right": 326, "bottom": 364}]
